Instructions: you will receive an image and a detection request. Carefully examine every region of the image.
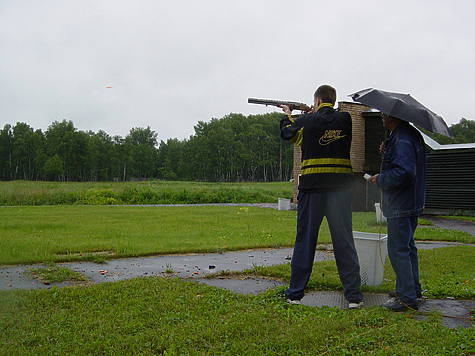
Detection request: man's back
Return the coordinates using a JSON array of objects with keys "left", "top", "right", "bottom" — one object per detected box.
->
[
  {"left": 379, "top": 121, "right": 426, "bottom": 217},
  {"left": 297, "top": 106, "right": 354, "bottom": 192}
]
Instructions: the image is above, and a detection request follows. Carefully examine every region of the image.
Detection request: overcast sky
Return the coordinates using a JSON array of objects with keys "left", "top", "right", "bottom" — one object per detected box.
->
[{"left": 1, "top": 0, "right": 474, "bottom": 141}]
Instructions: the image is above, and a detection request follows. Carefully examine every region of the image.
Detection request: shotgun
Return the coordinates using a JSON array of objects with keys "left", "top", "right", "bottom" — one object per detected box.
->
[{"left": 248, "top": 98, "right": 312, "bottom": 112}]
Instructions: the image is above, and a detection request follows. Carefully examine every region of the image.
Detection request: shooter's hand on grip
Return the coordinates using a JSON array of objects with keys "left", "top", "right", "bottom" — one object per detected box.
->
[{"left": 279, "top": 104, "right": 293, "bottom": 116}]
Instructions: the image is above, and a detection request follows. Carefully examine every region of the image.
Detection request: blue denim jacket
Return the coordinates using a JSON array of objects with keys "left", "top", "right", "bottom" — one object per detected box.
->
[{"left": 376, "top": 121, "right": 426, "bottom": 218}]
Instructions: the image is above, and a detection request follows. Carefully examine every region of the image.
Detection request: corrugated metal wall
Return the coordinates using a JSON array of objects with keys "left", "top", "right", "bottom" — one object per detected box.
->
[{"left": 426, "top": 148, "right": 475, "bottom": 212}]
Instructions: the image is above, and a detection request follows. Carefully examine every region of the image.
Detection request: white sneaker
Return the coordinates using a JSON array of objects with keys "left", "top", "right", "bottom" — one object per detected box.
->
[
  {"left": 348, "top": 301, "right": 364, "bottom": 309},
  {"left": 286, "top": 298, "right": 301, "bottom": 305}
]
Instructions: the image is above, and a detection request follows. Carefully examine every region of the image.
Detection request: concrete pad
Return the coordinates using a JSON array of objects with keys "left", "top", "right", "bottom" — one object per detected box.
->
[
  {"left": 416, "top": 241, "right": 473, "bottom": 250},
  {"left": 0, "top": 248, "right": 313, "bottom": 291},
  {"left": 415, "top": 299, "right": 475, "bottom": 329},
  {"left": 300, "top": 291, "right": 388, "bottom": 309},
  {"left": 0, "top": 265, "right": 75, "bottom": 291},
  {"left": 1, "top": 243, "right": 473, "bottom": 329}
]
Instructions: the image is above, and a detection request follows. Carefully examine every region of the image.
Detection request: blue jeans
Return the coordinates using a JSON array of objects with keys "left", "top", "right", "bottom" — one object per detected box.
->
[
  {"left": 285, "top": 190, "right": 363, "bottom": 302},
  {"left": 387, "top": 217, "right": 421, "bottom": 304}
]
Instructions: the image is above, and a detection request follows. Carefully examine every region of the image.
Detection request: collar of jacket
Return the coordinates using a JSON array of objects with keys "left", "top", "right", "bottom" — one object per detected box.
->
[
  {"left": 316, "top": 103, "right": 334, "bottom": 111},
  {"left": 388, "top": 120, "right": 409, "bottom": 142}
]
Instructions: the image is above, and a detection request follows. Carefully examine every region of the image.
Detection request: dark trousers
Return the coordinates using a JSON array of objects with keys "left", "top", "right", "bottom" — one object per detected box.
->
[
  {"left": 285, "top": 189, "right": 363, "bottom": 302},
  {"left": 387, "top": 216, "right": 421, "bottom": 304}
]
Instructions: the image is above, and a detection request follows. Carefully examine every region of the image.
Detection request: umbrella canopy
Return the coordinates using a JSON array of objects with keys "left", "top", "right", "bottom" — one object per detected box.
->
[{"left": 349, "top": 88, "right": 453, "bottom": 138}]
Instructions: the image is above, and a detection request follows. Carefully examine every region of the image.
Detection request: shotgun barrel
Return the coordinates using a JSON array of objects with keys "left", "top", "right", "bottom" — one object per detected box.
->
[{"left": 248, "top": 98, "right": 311, "bottom": 112}]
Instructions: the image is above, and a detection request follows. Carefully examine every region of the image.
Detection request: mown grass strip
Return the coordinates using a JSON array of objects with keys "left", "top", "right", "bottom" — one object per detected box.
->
[
  {"left": 1, "top": 207, "right": 474, "bottom": 266},
  {"left": 0, "top": 205, "right": 298, "bottom": 265}
]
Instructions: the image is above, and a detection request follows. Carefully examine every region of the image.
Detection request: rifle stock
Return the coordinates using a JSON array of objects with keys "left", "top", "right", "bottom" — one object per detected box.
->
[{"left": 248, "top": 98, "right": 311, "bottom": 112}]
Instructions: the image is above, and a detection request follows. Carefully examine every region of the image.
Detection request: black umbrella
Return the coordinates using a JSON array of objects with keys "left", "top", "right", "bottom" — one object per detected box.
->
[{"left": 349, "top": 88, "right": 453, "bottom": 138}]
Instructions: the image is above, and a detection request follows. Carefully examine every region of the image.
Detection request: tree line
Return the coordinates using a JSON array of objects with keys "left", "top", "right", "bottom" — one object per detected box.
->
[
  {"left": 0, "top": 112, "right": 295, "bottom": 182},
  {"left": 1, "top": 113, "right": 473, "bottom": 183}
]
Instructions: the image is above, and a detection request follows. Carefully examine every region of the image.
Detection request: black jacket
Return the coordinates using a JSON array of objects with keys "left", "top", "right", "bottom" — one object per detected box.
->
[{"left": 280, "top": 105, "right": 355, "bottom": 191}]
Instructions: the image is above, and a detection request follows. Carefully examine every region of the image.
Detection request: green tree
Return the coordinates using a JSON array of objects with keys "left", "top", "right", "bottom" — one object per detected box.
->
[
  {"left": 126, "top": 127, "right": 159, "bottom": 179},
  {"left": 449, "top": 118, "right": 475, "bottom": 143},
  {"left": 43, "top": 154, "right": 64, "bottom": 181},
  {"left": 11, "top": 122, "right": 32, "bottom": 180},
  {"left": 45, "top": 120, "right": 76, "bottom": 181},
  {"left": 421, "top": 118, "right": 475, "bottom": 144},
  {"left": 45, "top": 120, "right": 91, "bottom": 181},
  {"left": 88, "top": 130, "right": 116, "bottom": 181},
  {"left": 128, "top": 126, "right": 158, "bottom": 147},
  {"left": 113, "top": 135, "right": 133, "bottom": 182},
  {"left": 157, "top": 138, "right": 185, "bottom": 180},
  {"left": 73, "top": 130, "right": 91, "bottom": 181},
  {"left": 0, "top": 124, "right": 14, "bottom": 180}
]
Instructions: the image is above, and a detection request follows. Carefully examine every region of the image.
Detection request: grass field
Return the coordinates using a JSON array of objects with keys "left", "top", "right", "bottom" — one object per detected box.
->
[
  {"left": 1, "top": 205, "right": 474, "bottom": 266},
  {"left": 0, "top": 181, "right": 474, "bottom": 355},
  {"left": 0, "top": 180, "right": 293, "bottom": 206},
  {"left": 1, "top": 277, "right": 472, "bottom": 355},
  {"left": 0, "top": 205, "right": 298, "bottom": 265}
]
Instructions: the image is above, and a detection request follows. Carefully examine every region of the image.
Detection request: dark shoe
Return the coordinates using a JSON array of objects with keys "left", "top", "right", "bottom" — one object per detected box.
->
[
  {"left": 388, "top": 291, "right": 422, "bottom": 299},
  {"left": 382, "top": 298, "right": 418, "bottom": 312}
]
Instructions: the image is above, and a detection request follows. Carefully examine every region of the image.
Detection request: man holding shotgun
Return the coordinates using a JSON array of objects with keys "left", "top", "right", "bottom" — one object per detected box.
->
[{"left": 279, "top": 84, "right": 363, "bottom": 308}]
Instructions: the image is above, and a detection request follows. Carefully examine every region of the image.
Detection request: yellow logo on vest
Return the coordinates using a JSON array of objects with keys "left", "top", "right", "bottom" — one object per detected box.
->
[{"left": 319, "top": 130, "right": 346, "bottom": 145}]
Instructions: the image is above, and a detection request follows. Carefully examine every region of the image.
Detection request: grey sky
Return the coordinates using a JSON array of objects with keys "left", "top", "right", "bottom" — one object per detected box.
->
[{"left": 1, "top": 0, "right": 474, "bottom": 141}]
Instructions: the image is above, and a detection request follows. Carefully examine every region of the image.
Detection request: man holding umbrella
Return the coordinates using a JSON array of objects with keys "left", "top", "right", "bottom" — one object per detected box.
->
[{"left": 351, "top": 88, "right": 452, "bottom": 312}]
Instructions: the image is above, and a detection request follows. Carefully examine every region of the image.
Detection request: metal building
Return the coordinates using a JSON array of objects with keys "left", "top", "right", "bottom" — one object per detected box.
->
[{"left": 421, "top": 133, "right": 475, "bottom": 215}]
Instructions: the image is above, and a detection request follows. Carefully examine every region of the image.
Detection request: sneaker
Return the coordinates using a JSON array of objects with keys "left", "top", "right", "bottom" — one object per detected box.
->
[
  {"left": 388, "top": 291, "right": 423, "bottom": 299},
  {"left": 348, "top": 301, "right": 364, "bottom": 309},
  {"left": 382, "top": 298, "right": 418, "bottom": 312},
  {"left": 286, "top": 298, "right": 301, "bottom": 305}
]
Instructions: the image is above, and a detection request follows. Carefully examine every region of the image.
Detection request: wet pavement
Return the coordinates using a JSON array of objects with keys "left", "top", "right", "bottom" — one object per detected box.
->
[
  {"left": 0, "top": 248, "right": 299, "bottom": 292},
  {"left": 421, "top": 214, "right": 475, "bottom": 235},
  {"left": 1, "top": 211, "right": 474, "bottom": 329}
]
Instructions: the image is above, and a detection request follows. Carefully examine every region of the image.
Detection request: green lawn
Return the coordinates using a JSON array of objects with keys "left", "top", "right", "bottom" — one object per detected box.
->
[
  {"left": 1, "top": 206, "right": 473, "bottom": 267},
  {"left": 1, "top": 277, "right": 473, "bottom": 355},
  {"left": 0, "top": 191, "right": 474, "bottom": 355},
  {"left": 0, "top": 205, "right": 298, "bottom": 265}
]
